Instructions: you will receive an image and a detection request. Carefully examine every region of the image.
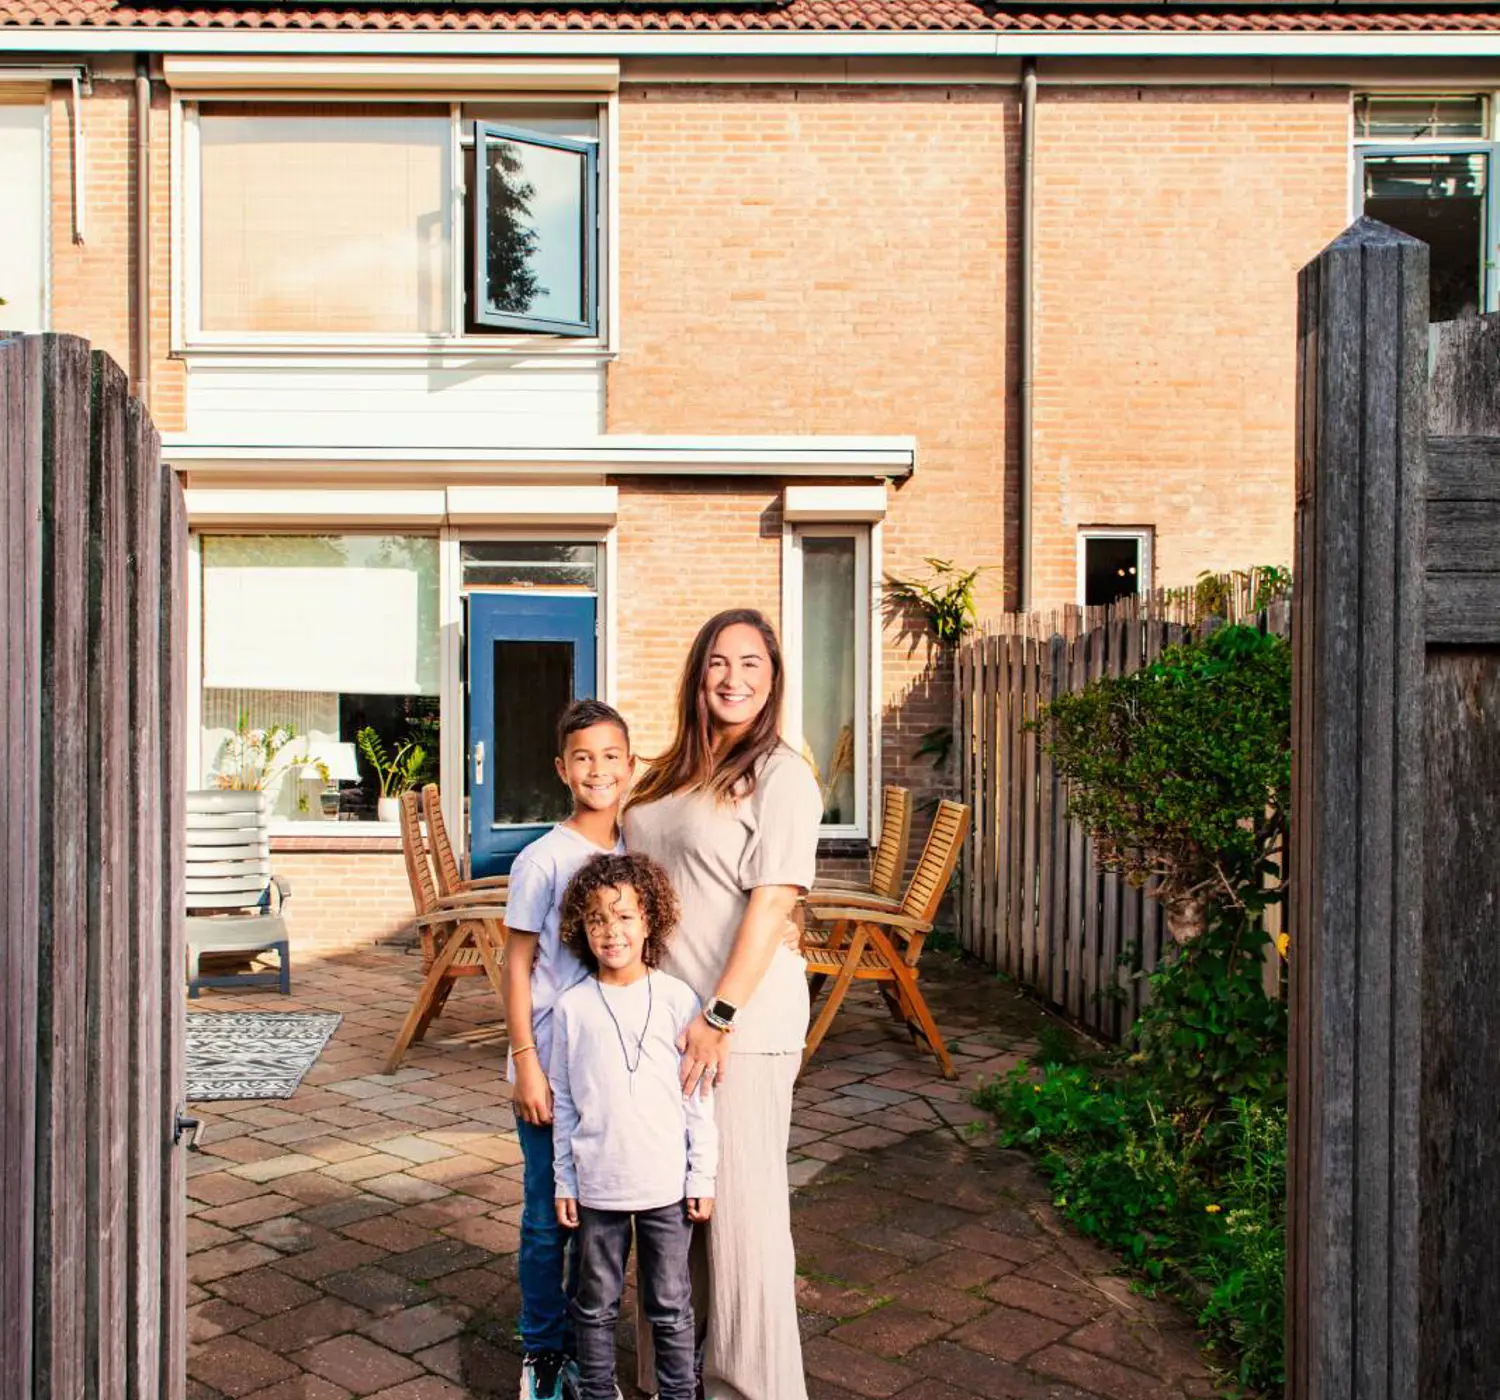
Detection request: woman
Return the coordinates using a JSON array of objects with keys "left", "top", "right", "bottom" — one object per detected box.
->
[{"left": 624, "top": 607, "right": 821, "bottom": 1400}]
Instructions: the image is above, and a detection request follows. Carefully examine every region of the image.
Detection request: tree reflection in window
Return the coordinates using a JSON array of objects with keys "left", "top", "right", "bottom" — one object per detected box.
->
[{"left": 485, "top": 137, "right": 546, "bottom": 316}]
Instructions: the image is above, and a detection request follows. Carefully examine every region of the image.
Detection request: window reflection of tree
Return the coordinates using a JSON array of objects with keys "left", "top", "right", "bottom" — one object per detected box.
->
[{"left": 486, "top": 139, "right": 548, "bottom": 315}]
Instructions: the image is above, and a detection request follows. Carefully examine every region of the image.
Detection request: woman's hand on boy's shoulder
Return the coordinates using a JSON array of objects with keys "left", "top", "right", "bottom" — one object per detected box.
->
[
  {"left": 556, "top": 1197, "right": 579, "bottom": 1228},
  {"left": 687, "top": 1197, "right": 714, "bottom": 1223}
]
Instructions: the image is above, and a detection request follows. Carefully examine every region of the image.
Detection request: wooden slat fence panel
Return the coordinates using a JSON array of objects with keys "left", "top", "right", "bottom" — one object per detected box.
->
[
  {"left": 1, "top": 333, "right": 186, "bottom": 1400},
  {"left": 955, "top": 582, "right": 1290, "bottom": 1041}
]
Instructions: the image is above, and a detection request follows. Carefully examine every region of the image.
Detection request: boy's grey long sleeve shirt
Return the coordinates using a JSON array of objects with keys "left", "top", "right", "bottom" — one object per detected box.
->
[{"left": 550, "top": 970, "right": 717, "bottom": 1210}]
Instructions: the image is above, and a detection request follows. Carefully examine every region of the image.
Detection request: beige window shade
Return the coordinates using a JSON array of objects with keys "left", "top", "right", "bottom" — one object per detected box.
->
[{"left": 199, "top": 105, "right": 452, "bottom": 335}]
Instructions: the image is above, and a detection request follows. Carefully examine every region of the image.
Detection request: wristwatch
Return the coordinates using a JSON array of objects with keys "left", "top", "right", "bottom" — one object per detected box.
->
[{"left": 703, "top": 998, "right": 739, "bottom": 1032}]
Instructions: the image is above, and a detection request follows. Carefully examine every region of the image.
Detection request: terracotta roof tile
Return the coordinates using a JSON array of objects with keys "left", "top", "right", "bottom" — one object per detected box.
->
[{"left": 5, "top": 0, "right": 1500, "bottom": 34}]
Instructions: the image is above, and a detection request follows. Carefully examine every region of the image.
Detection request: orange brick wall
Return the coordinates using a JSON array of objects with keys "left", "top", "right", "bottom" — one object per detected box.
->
[
  {"left": 609, "top": 83, "right": 1017, "bottom": 801},
  {"left": 270, "top": 849, "right": 413, "bottom": 955},
  {"left": 1029, "top": 85, "right": 1351, "bottom": 606},
  {"left": 47, "top": 72, "right": 184, "bottom": 429}
]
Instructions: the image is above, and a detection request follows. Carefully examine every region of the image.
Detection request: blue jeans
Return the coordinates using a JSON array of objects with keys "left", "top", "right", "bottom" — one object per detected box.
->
[
  {"left": 517, "top": 1117, "right": 576, "bottom": 1354},
  {"left": 572, "top": 1201, "right": 696, "bottom": 1400}
]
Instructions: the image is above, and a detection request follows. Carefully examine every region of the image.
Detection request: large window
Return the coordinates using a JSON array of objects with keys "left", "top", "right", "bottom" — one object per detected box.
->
[
  {"left": 187, "top": 101, "right": 602, "bottom": 344},
  {"left": 1355, "top": 94, "right": 1493, "bottom": 322},
  {"left": 198, "top": 535, "right": 440, "bottom": 827},
  {"left": 787, "top": 527, "right": 873, "bottom": 836},
  {"left": 0, "top": 96, "right": 47, "bottom": 332}
]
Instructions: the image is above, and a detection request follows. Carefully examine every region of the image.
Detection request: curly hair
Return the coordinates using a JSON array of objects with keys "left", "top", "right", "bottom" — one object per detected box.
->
[{"left": 559, "top": 852, "right": 680, "bottom": 974}]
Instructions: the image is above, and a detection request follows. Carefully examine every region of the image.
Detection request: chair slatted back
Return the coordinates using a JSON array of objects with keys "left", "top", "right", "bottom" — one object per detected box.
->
[
  {"left": 421, "top": 784, "right": 463, "bottom": 898},
  {"left": 869, "top": 786, "right": 913, "bottom": 901},
  {"left": 897, "top": 800, "right": 971, "bottom": 953},
  {"left": 399, "top": 790, "right": 440, "bottom": 920},
  {"left": 186, "top": 792, "right": 272, "bottom": 913}
]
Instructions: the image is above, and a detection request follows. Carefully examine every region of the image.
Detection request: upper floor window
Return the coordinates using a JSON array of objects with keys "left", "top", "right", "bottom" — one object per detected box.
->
[
  {"left": 1354, "top": 93, "right": 1491, "bottom": 322},
  {"left": 0, "top": 95, "right": 48, "bottom": 333},
  {"left": 185, "top": 100, "right": 602, "bottom": 346}
]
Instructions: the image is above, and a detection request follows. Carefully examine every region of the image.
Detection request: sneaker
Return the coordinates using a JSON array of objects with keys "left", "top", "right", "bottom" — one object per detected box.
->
[
  {"left": 558, "top": 1358, "right": 583, "bottom": 1400},
  {"left": 520, "top": 1351, "right": 569, "bottom": 1400}
]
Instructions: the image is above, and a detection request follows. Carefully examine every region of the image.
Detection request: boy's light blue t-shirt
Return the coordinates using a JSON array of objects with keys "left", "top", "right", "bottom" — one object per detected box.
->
[{"left": 504, "top": 821, "right": 623, "bottom": 1082}]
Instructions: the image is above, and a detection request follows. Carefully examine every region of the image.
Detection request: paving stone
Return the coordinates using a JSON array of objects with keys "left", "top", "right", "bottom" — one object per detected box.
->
[
  {"left": 829, "top": 1303, "right": 953, "bottom": 1357},
  {"left": 949, "top": 1303, "right": 1072, "bottom": 1362},
  {"left": 188, "top": 1297, "right": 259, "bottom": 1343},
  {"left": 802, "top": 1335, "right": 920, "bottom": 1398},
  {"left": 189, "top": 1242, "right": 284, "bottom": 1286},
  {"left": 382, "top": 1238, "right": 492, "bottom": 1282},
  {"left": 228, "top": 1153, "right": 328, "bottom": 1184},
  {"left": 944, "top": 1223, "right": 1051, "bottom": 1267},
  {"left": 322, "top": 1266, "right": 435, "bottom": 1316},
  {"left": 898, "top": 1341, "right": 1067, "bottom": 1400},
  {"left": 189, "top": 1172, "right": 271, "bottom": 1208},
  {"left": 1029, "top": 1344, "right": 1182, "bottom": 1400},
  {"left": 186, "top": 1335, "right": 299, "bottom": 1398},
  {"left": 363, "top": 1380, "right": 471, "bottom": 1400},
  {"left": 360, "top": 1173, "right": 453, "bottom": 1205},
  {"left": 391, "top": 1196, "right": 494, "bottom": 1229},
  {"left": 210, "top": 1265, "right": 322, "bottom": 1316},
  {"left": 241, "top": 1378, "right": 353, "bottom": 1400},
  {"left": 981, "top": 1275, "right": 1103, "bottom": 1329},
  {"left": 880, "top": 1275, "right": 989, "bottom": 1328},
  {"left": 294, "top": 1334, "right": 424, "bottom": 1395},
  {"left": 321, "top": 1153, "right": 413, "bottom": 1184},
  {"left": 369, "top": 1135, "right": 456, "bottom": 1165},
  {"left": 187, "top": 1219, "right": 240, "bottom": 1254},
  {"left": 298, "top": 1197, "right": 400, "bottom": 1231},
  {"left": 243, "top": 1215, "right": 341, "bottom": 1255},
  {"left": 439, "top": 1213, "right": 520, "bottom": 1255},
  {"left": 239, "top": 1296, "right": 374, "bottom": 1351},
  {"left": 844, "top": 1222, "right": 951, "bottom": 1264},
  {"left": 273, "top": 1240, "right": 387, "bottom": 1282},
  {"left": 413, "top": 1333, "right": 521, "bottom": 1394},
  {"left": 200, "top": 1195, "right": 304, "bottom": 1231},
  {"left": 795, "top": 1274, "right": 886, "bottom": 1321},
  {"left": 341, "top": 1215, "right": 442, "bottom": 1254},
  {"left": 360, "top": 1300, "right": 471, "bottom": 1354}
]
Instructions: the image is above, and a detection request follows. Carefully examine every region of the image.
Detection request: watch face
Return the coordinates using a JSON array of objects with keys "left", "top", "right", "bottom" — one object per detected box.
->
[{"left": 709, "top": 999, "right": 737, "bottom": 1023}]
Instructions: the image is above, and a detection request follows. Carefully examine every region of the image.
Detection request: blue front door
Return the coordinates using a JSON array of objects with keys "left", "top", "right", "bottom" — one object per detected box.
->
[{"left": 467, "top": 593, "right": 598, "bottom": 878}]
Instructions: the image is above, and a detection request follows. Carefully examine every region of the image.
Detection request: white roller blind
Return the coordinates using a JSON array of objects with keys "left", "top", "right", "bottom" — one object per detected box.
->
[
  {"left": 202, "top": 535, "right": 439, "bottom": 695},
  {"left": 0, "top": 99, "right": 47, "bottom": 332}
]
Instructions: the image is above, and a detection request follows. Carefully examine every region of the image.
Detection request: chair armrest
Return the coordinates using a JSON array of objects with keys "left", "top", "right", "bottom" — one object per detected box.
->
[
  {"left": 806, "top": 887, "right": 899, "bottom": 910},
  {"left": 459, "top": 875, "right": 511, "bottom": 892},
  {"left": 412, "top": 905, "right": 508, "bottom": 929},
  {"left": 805, "top": 904, "right": 932, "bottom": 934},
  {"left": 434, "top": 889, "right": 508, "bottom": 909},
  {"left": 270, "top": 875, "right": 292, "bottom": 908}
]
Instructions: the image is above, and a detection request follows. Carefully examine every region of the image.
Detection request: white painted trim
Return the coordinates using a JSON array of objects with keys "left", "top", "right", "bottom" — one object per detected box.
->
[
  {"left": 164, "top": 436, "right": 917, "bottom": 478},
  {"left": 1076, "top": 526, "right": 1154, "bottom": 607},
  {"left": 185, "top": 487, "right": 448, "bottom": 525},
  {"left": 783, "top": 484, "right": 888, "bottom": 523},
  {"left": 11, "top": 30, "right": 1500, "bottom": 59},
  {"left": 162, "top": 55, "right": 620, "bottom": 91},
  {"left": 170, "top": 93, "right": 184, "bottom": 352},
  {"left": 868, "top": 518, "right": 884, "bottom": 846},
  {"left": 439, "top": 528, "right": 464, "bottom": 858},
  {"left": 445, "top": 485, "right": 618, "bottom": 524},
  {"left": 603, "top": 522, "right": 619, "bottom": 707},
  {"left": 186, "top": 532, "right": 203, "bottom": 789},
  {"left": 783, "top": 523, "right": 873, "bottom": 840}
]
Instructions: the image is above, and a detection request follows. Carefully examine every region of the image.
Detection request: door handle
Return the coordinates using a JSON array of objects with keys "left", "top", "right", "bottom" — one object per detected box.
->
[{"left": 473, "top": 740, "right": 485, "bottom": 787}]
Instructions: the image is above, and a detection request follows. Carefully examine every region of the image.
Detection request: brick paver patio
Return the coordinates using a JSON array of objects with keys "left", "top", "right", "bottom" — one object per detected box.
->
[{"left": 183, "top": 945, "right": 1220, "bottom": 1400}]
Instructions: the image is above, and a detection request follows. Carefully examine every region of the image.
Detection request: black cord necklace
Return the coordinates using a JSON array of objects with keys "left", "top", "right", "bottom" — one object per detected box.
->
[{"left": 595, "top": 971, "right": 653, "bottom": 1080}]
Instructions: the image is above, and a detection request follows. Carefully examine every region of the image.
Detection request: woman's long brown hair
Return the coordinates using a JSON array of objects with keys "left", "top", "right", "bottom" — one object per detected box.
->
[{"left": 627, "top": 608, "right": 786, "bottom": 808}]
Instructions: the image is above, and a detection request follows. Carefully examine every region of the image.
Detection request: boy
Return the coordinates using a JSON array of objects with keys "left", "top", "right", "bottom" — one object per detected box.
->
[
  {"left": 502, "top": 698, "right": 634, "bottom": 1400},
  {"left": 551, "top": 853, "right": 714, "bottom": 1400}
]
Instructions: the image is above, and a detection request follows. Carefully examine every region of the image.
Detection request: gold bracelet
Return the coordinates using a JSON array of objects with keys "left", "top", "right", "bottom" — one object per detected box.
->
[{"left": 512, "top": 1044, "right": 538, "bottom": 1059}]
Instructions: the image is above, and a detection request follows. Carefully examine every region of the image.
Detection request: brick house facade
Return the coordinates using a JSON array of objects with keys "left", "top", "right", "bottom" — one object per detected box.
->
[{"left": 0, "top": 8, "right": 1489, "bottom": 948}]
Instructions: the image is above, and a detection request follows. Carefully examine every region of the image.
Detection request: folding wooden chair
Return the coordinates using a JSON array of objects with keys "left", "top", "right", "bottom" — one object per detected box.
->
[
  {"left": 385, "top": 790, "right": 509, "bottom": 1073},
  {"left": 802, "top": 798, "right": 970, "bottom": 1079},
  {"left": 421, "top": 783, "right": 511, "bottom": 902},
  {"left": 807, "top": 784, "right": 913, "bottom": 908}
]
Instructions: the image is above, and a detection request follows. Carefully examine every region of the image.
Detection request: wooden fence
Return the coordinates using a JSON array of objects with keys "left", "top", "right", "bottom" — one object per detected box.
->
[
  {"left": 1286, "top": 222, "right": 1500, "bottom": 1400},
  {"left": 0, "top": 334, "right": 187, "bottom": 1400},
  {"left": 954, "top": 579, "right": 1289, "bottom": 1042}
]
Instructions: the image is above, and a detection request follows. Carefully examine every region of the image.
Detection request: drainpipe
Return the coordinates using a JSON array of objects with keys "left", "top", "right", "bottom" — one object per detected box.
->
[
  {"left": 1017, "top": 58, "right": 1036, "bottom": 614},
  {"left": 134, "top": 54, "right": 151, "bottom": 410}
]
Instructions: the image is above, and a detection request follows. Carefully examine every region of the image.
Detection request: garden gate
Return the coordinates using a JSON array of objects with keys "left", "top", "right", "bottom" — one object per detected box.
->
[
  {"left": 0, "top": 333, "right": 188, "bottom": 1400},
  {"left": 1288, "top": 220, "right": 1500, "bottom": 1398}
]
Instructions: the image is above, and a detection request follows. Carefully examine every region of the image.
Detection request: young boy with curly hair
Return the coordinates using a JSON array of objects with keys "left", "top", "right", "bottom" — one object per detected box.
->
[
  {"left": 502, "top": 699, "right": 633, "bottom": 1400},
  {"left": 549, "top": 852, "right": 716, "bottom": 1400}
]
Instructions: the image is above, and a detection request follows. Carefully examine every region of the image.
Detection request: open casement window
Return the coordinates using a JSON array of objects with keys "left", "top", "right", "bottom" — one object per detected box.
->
[
  {"left": 471, "top": 122, "right": 598, "bottom": 337},
  {"left": 1077, "top": 528, "right": 1152, "bottom": 608}
]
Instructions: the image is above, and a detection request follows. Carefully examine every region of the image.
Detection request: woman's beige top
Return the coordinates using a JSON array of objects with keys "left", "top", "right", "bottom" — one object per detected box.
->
[{"left": 623, "top": 742, "right": 822, "bottom": 1055}]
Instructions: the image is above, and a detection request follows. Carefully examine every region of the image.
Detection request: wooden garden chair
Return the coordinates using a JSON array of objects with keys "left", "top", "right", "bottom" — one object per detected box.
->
[
  {"left": 384, "top": 790, "right": 508, "bottom": 1073},
  {"left": 421, "top": 783, "right": 511, "bottom": 902},
  {"left": 807, "top": 784, "right": 913, "bottom": 910},
  {"left": 802, "top": 798, "right": 970, "bottom": 1079}
]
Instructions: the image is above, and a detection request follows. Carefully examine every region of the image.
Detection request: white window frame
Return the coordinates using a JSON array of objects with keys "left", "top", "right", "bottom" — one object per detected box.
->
[
  {"left": 173, "top": 89, "right": 616, "bottom": 357},
  {"left": 1076, "top": 527, "right": 1153, "bottom": 609},
  {"left": 0, "top": 88, "right": 52, "bottom": 332},
  {"left": 782, "top": 522, "right": 877, "bottom": 841}
]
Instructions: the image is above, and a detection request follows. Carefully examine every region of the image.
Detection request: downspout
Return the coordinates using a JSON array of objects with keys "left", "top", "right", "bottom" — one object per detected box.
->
[
  {"left": 1017, "top": 57, "right": 1036, "bottom": 613},
  {"left": 134, "top": 54, "right": 151, "bottom": 410}
]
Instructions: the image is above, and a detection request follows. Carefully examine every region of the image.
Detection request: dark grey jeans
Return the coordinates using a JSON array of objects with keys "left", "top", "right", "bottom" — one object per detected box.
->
[{"left": 571, "top": 1201, "right": 696, "bottom": 1400}]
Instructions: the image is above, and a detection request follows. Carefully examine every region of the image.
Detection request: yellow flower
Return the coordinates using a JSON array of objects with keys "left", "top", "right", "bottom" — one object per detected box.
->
[
  {"left": 1275, "top": 932, "right": 1291, "bottom": 959},
  {"left": 1033, "top": 1085, "right": 1043, "bottom": 1094},
  {"left": 1205, "top": 1203, "right": 1222, "bottom": 1214}
]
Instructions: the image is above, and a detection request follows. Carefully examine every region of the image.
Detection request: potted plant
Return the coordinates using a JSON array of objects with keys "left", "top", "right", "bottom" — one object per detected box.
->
[
  {"left": 212, "top": 713, "right": 327, "bottom": 812},
  {"left": 357, "top": 727, "right": 428, "bottom": 824}
]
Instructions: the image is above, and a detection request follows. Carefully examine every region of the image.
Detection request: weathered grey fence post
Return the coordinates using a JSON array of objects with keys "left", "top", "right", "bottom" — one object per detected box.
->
[
  {"left": 1288, "top": 219, "right": 1428, "bottom": 1400},
  {"left": 1417, "top": 317, "right": 1500, "bottom": 1400}
]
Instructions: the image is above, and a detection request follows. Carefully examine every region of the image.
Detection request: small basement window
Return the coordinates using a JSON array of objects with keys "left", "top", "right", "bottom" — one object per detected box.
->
[{"left": 1078, "top": 529, "right": 1151, "bottom": 608}]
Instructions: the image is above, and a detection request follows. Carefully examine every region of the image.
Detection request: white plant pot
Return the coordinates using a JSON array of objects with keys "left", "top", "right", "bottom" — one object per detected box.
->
[{"left": 377, "top": 797, "right": 401, "bottom": 825}]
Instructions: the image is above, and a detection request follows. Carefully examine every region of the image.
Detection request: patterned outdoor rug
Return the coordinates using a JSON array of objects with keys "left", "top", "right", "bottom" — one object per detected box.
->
[{"left": 186, "top": 1011, "right": 343, "bottom": 1101}]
